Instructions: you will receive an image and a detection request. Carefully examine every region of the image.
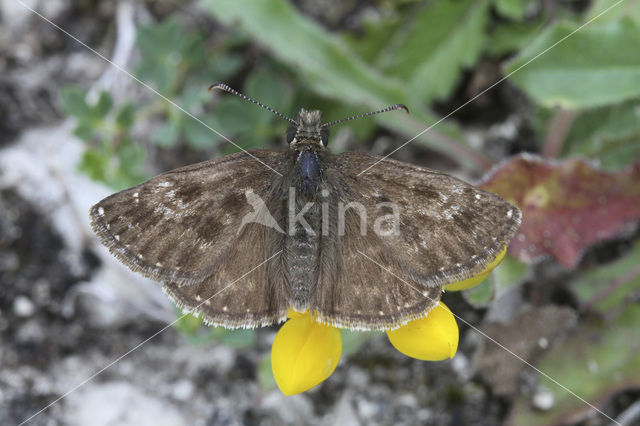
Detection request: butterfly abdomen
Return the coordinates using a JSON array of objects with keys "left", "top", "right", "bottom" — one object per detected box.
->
[{"left": 285, "top": 192, "right": 322, "bottom": 311}]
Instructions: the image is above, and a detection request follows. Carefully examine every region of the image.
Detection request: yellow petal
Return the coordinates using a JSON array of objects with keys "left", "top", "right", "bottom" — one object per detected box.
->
[
  {"left": 444, "top": 247, "right": 507, "bottom": 291},
  {"left": 386, "top": 302, "right": 458, "bottom": 361},
  {"left": 271, "top": 312, "right": 342, "bottom": 395}
]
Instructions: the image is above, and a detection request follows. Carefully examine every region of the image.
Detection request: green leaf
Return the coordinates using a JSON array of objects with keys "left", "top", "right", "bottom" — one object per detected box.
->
[
  {"left": 183, "top": 116, "right": 218, "bottom": 150},
  {"left": 244, "top": 68, "right": 290, "bottom": 116},
  {"left": 137, "top": 17, "right": 181, "bottom": 59},
  {"left": 492, "top": 254, "right": 528, "bottom": 290},
  {"left": 464, "top": 276, "right": 493, "bottom": 306},
  {"left": 78, "top": 149, "right": 109, "bottom": 182},
  {"left": 342, "top": 330, "right": 377, "bottom": 356},
  {"left": 486, "top": 20, "right": 545, "bottom": 56},
  {"left": 153, "top": 120, "right": 180, "bottom": 148},
  {"left": 463, "top": 255, "right": 527, "bottom": 307},
  {"left": 343, "top": 13, "right": 402, "bottom": 65},
  {"left": 258, "top": 354, "right": 277, "bottom": 391},
  {"left": 203, "top": 0, "right": 488, "bottom": 171},
  {"left": 569, "top": 240, "right": 640, "bottom": 313},
  {"left": 174, "top": 313, "right": 203, "bottom": 335},
  {"left": 563, "top": 101, "right": 640, "bottom": 169},
  {"left": 586, "top": 0, "right": 640, "bottom": 27},
  {"left": 493, "top": 0, "right": 534, "bottom": 21},
  {"left": 94, "top": 91, "right": 113, "bottom": 118},
  {"left": 208, "top": 328, "right": 257, "bottom": 348},
  {"left": 506, "top": 19, "right": 640, "bottom": 108},
  {"left": 60, "top": 87, "right": 90, "bottom": 118},
  {"left": 379, "top": 0, "right": 490, "bottom": 102},
  {"left": 72, "top": 122, "right": 95, "bottom": 141},
  {"left": 136, "top": 61, "right": 176, "bottom": 94},
  {"left": 115, "top": 103, "right": 136, "bottom": 128},
  {"left": 509, "top": 304, "right": 640, "bottom": 425}
]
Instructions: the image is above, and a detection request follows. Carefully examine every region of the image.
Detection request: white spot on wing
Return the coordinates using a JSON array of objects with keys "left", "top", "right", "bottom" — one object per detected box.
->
[
  {"left": 507, "top": 210, "right": 513, "bottom": 218},
  {"left": 158, "top": 182, "right": 172, "bottom": 187},
  {"left": 98, "top": 207, "right": 104, "bottom": 216}
]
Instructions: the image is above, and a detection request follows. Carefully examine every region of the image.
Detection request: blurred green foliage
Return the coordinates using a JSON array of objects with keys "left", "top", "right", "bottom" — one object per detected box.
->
[{"left": 61, "top": 0, "right": 640, "bottom": 410}]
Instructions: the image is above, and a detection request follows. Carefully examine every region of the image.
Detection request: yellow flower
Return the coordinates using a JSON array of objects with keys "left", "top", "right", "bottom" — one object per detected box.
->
[
  {"left": 386, "top": 302, "right": 458, "bottom": 361},
  {"left": 271, "top": 310, "right": 341, "bottom": 396},
  {"left": 443, "top": 247, "right": 507, "bottom": 291},
  {"left": 270, "top": 249, "right": 507, "bottom": 395}
]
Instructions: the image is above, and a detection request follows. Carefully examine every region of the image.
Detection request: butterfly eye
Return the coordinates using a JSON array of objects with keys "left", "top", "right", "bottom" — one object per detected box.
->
[
  {"left": 286, "top": 126, "right": 297, "bottom": 144},
  {"left": 321, "top": 128, "right": 329, "bottom": 146}
]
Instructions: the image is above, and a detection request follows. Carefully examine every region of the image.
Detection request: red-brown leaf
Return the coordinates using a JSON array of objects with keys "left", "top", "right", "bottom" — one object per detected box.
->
[{"left": 479, "top": 154, "right": 640, "bottom": 268}]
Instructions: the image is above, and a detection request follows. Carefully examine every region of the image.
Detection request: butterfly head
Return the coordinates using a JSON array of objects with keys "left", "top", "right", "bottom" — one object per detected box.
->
[{"left": 287, "top": 109, "right": 329, "bottom": 149}]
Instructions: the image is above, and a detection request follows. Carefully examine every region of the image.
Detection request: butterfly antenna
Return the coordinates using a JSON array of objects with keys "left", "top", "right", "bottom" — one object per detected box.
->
[
  {"left": 209, "top": 83, "right": 297, "bottom": 125},
  {"left": 321, "top": 104, "right": 409, "bottom": 128}
]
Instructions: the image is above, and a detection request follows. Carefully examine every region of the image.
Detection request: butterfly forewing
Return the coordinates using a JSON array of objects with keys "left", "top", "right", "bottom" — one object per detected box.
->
[{"left": 90, "top": 149, "right": 285, "bottom": 286}]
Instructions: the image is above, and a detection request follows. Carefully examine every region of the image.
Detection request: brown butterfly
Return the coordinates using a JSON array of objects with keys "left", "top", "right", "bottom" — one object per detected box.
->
[{"left": 90, "top": 84, "right": 521, "bottom": 330}]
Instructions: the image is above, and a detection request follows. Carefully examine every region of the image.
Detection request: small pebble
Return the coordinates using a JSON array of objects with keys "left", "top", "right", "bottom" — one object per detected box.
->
[
  {"left": 13, "top": 295, "right": 35, "bottom": 317},
  {"left": 532, "top": 387, "right": 554, "bottom": 411}
]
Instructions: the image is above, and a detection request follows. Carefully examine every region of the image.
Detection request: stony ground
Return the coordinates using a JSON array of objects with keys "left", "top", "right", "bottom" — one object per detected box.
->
[{"left": 0, "top": 1, "right": 635, "bottom": 425}]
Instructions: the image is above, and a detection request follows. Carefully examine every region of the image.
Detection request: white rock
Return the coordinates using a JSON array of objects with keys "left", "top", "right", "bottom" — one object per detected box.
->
[
  {"left": 532, "top": 386, "right": 554, "bottom": 411},
  {"left": 67, "top": 382, "right": 186, "bottom": 426},
  {"left": 13, "top": 295, "right": 35, "bottom": 317}
]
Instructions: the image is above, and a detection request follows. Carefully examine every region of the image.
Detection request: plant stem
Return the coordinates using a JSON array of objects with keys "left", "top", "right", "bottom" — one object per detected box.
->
[{"left": 542, "top": 108, "right": 577, "bottom": 158}]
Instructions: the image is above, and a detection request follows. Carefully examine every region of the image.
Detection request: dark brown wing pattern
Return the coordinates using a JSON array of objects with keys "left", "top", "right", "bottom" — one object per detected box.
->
[
  {"left": 309, "top": 152, "right": 521, "bottom": 329},
  {"left": 90, "top": 149, "right": 290, "bottom": 327}
]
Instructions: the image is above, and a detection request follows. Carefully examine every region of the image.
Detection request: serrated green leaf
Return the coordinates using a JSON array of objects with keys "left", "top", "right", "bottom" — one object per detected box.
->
[
  {"left": 506, "top": 19, "right": 640, "bottom": 108},
  {"left": 60, "top": 87, "right": 90, "bottom": 118}
]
